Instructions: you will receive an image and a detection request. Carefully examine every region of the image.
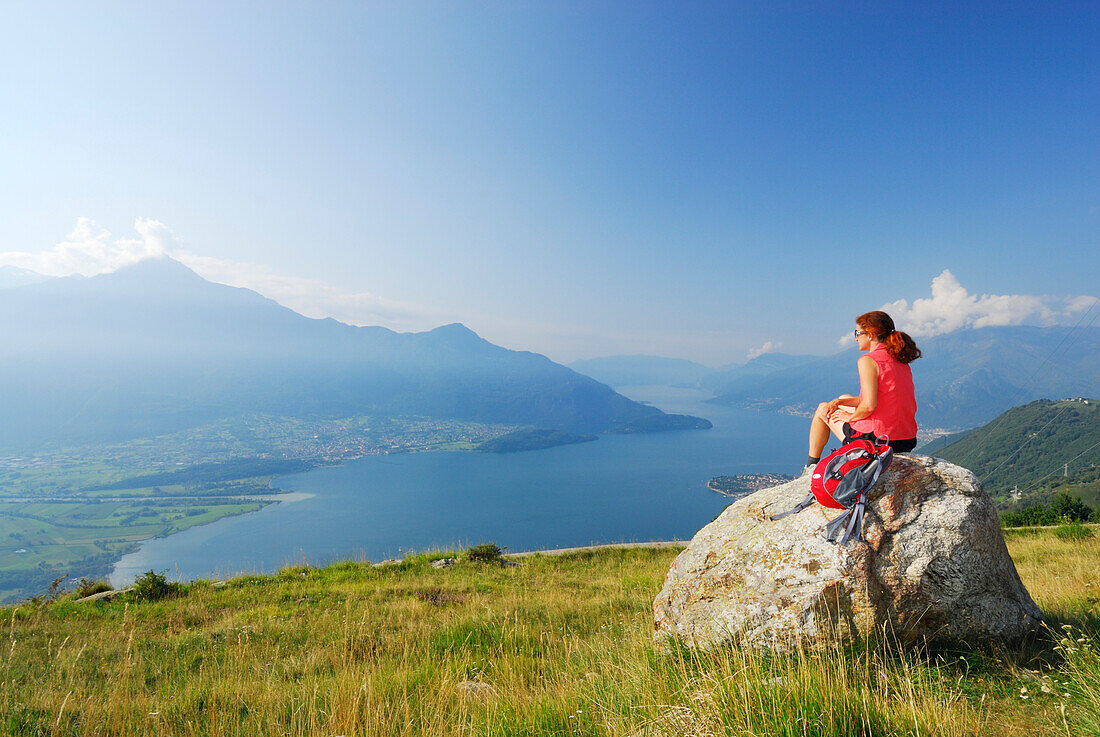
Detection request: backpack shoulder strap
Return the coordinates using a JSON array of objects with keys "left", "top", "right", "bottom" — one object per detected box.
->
[
  {"left": 837, "top": 497, "right": 865, "bottom": 545},
  {"left": 824, "top": 493, "right": 867, "bottom": 544},
  {"left": 769, "top": 491, "right": 816, "bottom": 521}
]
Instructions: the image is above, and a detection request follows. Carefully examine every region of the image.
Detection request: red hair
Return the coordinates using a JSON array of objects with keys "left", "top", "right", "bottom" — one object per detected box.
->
[{"left": 857, "top": 311, "right": 921, "bottom": 364}]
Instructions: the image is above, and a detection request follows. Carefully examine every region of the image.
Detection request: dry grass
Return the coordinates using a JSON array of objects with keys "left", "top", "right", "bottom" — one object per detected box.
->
[
  {"left": 1004, "top": 526, "right": 1100, "bottom": 621},
  {"left": 0, "top": 536, "right": 1097, "bottom": 736}
]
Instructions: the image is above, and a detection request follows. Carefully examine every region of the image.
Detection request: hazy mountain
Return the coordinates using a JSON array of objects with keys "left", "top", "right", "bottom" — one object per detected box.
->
[
  {"left": 699, "top": 353, "right": 819, "bottom": 394},
  {"left": 568, "top": 355, "right": 712, "bottom": 388},
  {"left": 565, "top": 352, "right": 823, "bottom": 391},
  {"left": 0, "top": 258, "right": 679, "bottom": 451},
  {"left": 707, "top": 326, "right": 1100, "bottom": 430},
  {"left": 0, "top": 265, "right": 51, "bottom": 289}
]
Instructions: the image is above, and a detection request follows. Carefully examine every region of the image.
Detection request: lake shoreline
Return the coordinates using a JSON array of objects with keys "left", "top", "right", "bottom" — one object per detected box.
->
[{"left": 108, "top": 390, "right": 808, "bottom": 588}]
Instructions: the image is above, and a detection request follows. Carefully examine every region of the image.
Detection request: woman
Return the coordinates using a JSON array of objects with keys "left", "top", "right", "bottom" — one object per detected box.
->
[{"left": 804, "top": 311, "right": 921, "bottom": 473}]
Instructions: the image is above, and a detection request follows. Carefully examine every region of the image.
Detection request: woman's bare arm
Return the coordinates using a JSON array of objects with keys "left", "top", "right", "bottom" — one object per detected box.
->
[{"left": 846, "top": 354, "right": 879, "bottom": 423}]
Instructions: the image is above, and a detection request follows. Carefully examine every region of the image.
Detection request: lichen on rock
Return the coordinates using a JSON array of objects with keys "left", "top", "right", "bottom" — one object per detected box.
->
[{"left": 653, "top": 455, "right": 1043, "bottom": 650}]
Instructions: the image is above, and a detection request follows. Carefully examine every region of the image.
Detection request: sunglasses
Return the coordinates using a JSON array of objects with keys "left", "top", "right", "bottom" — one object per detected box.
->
[{"left": 853, "top": 329, "right": 868, "bottom": 338}]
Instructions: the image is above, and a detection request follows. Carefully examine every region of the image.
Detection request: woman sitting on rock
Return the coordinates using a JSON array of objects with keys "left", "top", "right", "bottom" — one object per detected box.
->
[{"left": 804, "top": 310, "right": 921, "bottom": 474}]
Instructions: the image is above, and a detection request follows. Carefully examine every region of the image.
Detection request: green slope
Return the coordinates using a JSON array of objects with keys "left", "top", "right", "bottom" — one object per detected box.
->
[{"left": 931, "top": 398, "right": 1100, "bottom": 507}]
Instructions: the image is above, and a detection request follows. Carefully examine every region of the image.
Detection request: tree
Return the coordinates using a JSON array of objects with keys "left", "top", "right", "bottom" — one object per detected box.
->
[{"left": 1049, "top": 490, "right": 1094, "bottom": 522}]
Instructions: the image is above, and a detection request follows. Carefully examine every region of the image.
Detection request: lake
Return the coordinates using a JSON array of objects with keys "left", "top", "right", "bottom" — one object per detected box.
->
[{"left": 111, "top": 388, "right": 808, "bottom": 585}]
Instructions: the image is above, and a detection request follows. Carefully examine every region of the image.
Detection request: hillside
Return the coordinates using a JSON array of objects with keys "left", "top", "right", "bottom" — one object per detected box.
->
[
  {"left": 929, "top": 398, "right": 1100, "bottom": 506},
  {"left": 707, "top": 326, "right": 1100, "bottom": 431},
  {"left": 3, "top": 537, "right": 1098, "bottom": 736},
  {"left": 0, "top": 258, "right": 687, "bottom": 450}
]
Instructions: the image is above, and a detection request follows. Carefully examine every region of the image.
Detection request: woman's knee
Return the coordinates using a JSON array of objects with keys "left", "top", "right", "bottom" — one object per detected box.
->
[{"left": 814, "top": 402, "right": 831, "bottom": 421}]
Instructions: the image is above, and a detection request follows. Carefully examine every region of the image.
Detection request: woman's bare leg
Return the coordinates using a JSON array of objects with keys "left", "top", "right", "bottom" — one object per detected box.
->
[
  {"left": 809, "top": 404, "right": 832, "bottom": 459},
  {"left": 808, "top": 396, "right": 855, "bottom": 459}
]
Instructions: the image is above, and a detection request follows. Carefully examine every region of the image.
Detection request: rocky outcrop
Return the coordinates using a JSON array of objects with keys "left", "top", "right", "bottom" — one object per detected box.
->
[
  {"left": 653, "top": 455, "right": 1043, "bottom": 650},
  {"left": 76, "top": 586, "right": 133, "bottom": 603}
]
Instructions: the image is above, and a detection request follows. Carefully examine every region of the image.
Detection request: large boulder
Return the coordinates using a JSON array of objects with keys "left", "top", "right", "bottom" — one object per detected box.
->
[{"left": 653, "top": 455, "right": 1043, "bottom": 650}]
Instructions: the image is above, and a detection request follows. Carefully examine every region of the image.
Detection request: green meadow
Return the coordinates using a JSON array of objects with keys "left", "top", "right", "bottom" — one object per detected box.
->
[
  {"left": 0, "top": 499, "right": 265, "bottom": 603},
  {"left": 2, "top": 528, "right": 1098, "bottom": 736}
]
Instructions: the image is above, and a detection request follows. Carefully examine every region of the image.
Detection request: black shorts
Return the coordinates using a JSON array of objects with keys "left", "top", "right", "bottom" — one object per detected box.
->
[{"left": 842, "top": 423, "right": 917, "bottom": 453}]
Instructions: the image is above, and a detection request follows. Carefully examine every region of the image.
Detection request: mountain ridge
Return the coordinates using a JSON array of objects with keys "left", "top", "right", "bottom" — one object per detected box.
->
[{"left": 0, "top": 258, "right": 693, "bottom": 451}]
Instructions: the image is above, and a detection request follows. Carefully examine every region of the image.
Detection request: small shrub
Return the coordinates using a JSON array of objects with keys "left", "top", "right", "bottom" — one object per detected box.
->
[
  {"left": 28, "top": 575, "right": 68, "bottom": 604},
  {"left": 1001, "top": 504, "right": 1052, "bottom": 527},
  {"left": 73, "top": 578, "right": 113, "bottom": 598},
  {"left": 130, "top": 569, "right": 181, "bottom": 602},
  {"left": 1002, "top": 491, "right": 1095, "bottom": 527},
  {"left": 1051, "top": 490, "right": 1095, "bottom": 522},
  {"left": 465, "top": 542, "right": 505, "bottom": 564},
  {"left": 1054, "top": 518, "right": 1094, "bottom": 541}
]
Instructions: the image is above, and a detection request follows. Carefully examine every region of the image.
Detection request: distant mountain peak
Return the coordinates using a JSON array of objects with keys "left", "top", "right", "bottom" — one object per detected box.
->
[
  {"left": 424, "top": 322, "right": 489, "bottom": 345},
  {"left": 107, "top": 256, "right": 206, "bottom": 282},
  {"left": 431, "top": 322, "right": 477, "bottom": 335}
]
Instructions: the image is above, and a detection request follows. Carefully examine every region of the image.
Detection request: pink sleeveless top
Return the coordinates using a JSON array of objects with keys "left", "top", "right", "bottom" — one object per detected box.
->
[{"left": 849, "top": 344, "right": 917, "bottom": 441}]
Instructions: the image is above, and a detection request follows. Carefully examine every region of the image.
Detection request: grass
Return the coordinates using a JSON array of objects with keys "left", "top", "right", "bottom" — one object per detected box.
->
[
  {"left": 1053, "top": 519, "right": 1094, "bottom": 541},
  {"left": 1, "top": 535, "right": 1098, "bottom": 736}
]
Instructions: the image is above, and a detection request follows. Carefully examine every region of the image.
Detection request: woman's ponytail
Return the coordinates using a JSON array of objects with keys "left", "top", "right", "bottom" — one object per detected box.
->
[
  {"left": 883, "top": 330, "right": 922, "bottom": 364},
  {"left": 856, "top": 310, "right": 922, "bottom": 364}
]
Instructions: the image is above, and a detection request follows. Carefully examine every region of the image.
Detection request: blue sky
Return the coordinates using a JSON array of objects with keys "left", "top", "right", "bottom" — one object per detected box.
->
[{"left": 1, "top": 2, "right": 1097, "bottom": 364}]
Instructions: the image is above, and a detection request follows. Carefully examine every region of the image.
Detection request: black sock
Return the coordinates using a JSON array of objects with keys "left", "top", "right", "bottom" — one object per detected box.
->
[{"left": 806, "top": 455, "right": 820, "bottom": 466}]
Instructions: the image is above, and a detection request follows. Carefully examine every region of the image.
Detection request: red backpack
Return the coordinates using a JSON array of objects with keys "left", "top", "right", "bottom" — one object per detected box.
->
[{"left": 769, "top": 438, "right": 894, "bottom": 545}]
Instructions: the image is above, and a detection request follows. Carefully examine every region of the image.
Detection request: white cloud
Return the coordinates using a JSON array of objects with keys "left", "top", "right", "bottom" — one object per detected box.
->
[
  {"left": 747, "top": 340, "right": 782, "bottom": 360},
  {"left": 175, "top": 252, "right": 438, "bottom": 331},
  {"left": 0, "top": 217, "right": 171, "bottom": 276},
  {"left": 0, "top": 218, "right": 444, "bottom": 332},
  {"left": 1066, "top": 295, "right": 1100, "bottom": 315},
  {"left": 877, "top": 269, "right": 1098, "bottom": 338}
]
